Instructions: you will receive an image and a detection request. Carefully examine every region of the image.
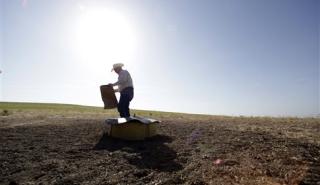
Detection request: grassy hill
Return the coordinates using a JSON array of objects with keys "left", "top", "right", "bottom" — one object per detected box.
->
[{"left": 0, "top": 101, "right": 219, "bottom": 120}]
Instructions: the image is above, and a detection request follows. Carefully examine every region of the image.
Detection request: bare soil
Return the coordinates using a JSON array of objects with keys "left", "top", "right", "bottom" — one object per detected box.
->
[{"left": 0, "top": 112, "right": 319, "bottom": 185}]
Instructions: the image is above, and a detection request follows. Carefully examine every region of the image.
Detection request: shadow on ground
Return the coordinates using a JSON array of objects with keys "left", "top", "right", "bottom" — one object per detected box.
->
[{"left": 93, "top": 134, "right": 183, "bottom": 172}]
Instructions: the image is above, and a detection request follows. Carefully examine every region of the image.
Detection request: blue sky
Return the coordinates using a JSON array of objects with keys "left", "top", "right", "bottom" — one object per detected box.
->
[{"left": 0, "top": 0, "right": 319, "bottom": 117}]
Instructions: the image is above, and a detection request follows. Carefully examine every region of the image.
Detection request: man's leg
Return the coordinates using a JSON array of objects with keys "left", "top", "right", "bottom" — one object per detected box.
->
[
  {"left": 118, "top": 88, "right": 134, "bottom": 118},
  {"left": 118, "top": 93, "right": 130, "bottom": 117},
  {"left": 123, "top": 88, "right": 134, "bottom": 117},
  {"left": 123, "top": 96, "right": 130, "bottom": 117},
  {"left": 118, "top": 94, "right": 126, "bottom": 117}
]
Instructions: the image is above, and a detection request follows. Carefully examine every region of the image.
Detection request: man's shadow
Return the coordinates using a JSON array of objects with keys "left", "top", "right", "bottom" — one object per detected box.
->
[{"left": 93, "top": 134, "right": 182, "bottom": 172}]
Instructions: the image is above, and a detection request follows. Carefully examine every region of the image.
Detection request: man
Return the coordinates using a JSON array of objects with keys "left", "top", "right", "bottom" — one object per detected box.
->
[{"left": 109, "top": 63, "right": 134, "bottom": 118}]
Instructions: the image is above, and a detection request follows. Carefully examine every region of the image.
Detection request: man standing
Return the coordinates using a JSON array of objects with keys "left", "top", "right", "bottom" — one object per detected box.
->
[{"left": 109, "top": 63, "right": 134, "bottom": 118}]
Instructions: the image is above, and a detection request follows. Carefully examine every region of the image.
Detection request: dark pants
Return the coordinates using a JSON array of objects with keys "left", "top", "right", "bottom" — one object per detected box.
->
[{"left": 118, "top": 87, "right": 134, "bottom": 117}]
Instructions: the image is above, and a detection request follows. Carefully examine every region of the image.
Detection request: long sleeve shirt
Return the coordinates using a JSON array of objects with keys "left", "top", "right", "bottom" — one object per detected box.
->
[{"left": 113, "top": 70, "right": 133, "bottom": 92}]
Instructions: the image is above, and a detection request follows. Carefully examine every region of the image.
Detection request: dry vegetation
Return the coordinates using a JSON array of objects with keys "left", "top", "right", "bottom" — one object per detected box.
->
[{"left": 0, "top": 102, "right": 319, "bottom": 185}]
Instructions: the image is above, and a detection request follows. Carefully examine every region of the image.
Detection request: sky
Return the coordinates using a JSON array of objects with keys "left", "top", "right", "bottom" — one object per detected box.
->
[{"left": 0, "top": 0, "right": 319, "bottom": 117}]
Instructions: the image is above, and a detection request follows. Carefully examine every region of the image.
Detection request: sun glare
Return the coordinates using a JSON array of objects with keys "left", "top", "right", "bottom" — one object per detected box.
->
[{"left": 74, "top": 8, "right": 136, "bottom": 65}]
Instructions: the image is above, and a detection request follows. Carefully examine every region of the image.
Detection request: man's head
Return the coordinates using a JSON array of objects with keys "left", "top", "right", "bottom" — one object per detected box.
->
[{"left": 112, "top": 63, "right": 124, "bottom": 73}]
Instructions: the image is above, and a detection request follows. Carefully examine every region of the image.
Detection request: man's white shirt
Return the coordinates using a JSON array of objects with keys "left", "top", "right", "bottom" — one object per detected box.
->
[{"left": 113, "top": 70, "right": 133, "bottom": 92}]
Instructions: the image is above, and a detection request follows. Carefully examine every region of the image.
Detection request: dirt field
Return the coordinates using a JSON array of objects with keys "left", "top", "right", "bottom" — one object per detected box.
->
[{"left": 0, "top": 103, "right": 319, "bottom": 185}]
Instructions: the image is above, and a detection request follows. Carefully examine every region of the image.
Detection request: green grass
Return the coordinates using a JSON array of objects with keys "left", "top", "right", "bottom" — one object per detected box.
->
[
  {"left": 0, "top": 102, "right": 101, "bottom": 111},
  {"left": 0, "top": 102, "right": 113, "bottom": 117}
]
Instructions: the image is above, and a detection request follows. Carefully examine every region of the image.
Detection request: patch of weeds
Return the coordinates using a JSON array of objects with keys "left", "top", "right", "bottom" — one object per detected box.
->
[
  {"left": 198, "top": 143, "right": 216, "bottom": 154},
  {"left": 1, "top": 109, "right": 10, "bottom": 116}
]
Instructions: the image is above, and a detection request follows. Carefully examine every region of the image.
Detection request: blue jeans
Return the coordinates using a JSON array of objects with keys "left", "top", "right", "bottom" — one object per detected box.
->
[{"left": 118, "top": 87, "right": 134, "bottom": 117}]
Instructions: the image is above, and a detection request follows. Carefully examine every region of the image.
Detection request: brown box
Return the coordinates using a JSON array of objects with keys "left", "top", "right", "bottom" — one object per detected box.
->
[{"left": 100, "top": 85, "right": 118, "bottom": 109}]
